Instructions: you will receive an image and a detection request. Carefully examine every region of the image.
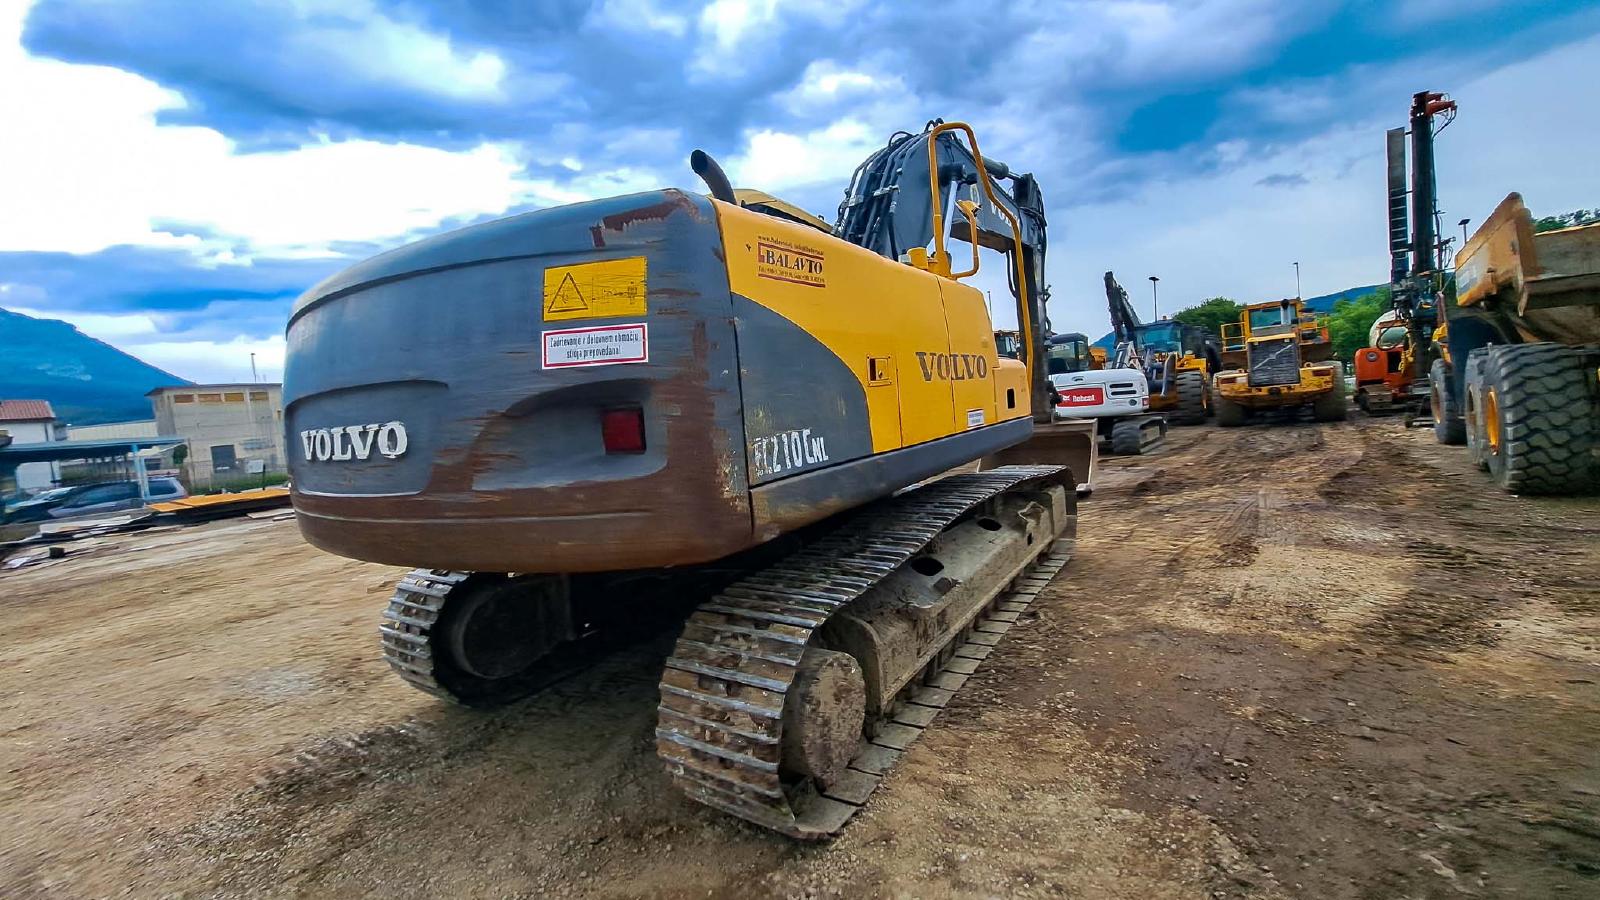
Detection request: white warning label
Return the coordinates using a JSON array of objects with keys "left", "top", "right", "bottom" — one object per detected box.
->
[{"left": 542, "top": 323, "right": 649, "bottom": 369}]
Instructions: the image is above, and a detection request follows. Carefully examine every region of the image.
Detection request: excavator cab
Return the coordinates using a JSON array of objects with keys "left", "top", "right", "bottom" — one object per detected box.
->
[
  {"left": 1104, "top": 273, "right": 1214, "bottom": 426},
  {"left": 1046, "top": 332, "right": 1095, "bottom": 375}
]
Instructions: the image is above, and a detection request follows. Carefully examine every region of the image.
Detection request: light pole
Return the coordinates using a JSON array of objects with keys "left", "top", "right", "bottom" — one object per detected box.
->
[
  {"left": 1148, "top": 275, "right": 1160, "bottom": 319},
  {"left": 1459, "top": 217, "right": 1470, "bottom": 244},
  {"left": 1294, "top": 261, "right": 1301, "bottom": 299}
]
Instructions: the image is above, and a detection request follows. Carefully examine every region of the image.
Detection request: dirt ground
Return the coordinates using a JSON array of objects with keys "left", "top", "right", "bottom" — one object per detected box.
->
[{"left": 2, "top": 416, "right": 1596, "bottom": 899}]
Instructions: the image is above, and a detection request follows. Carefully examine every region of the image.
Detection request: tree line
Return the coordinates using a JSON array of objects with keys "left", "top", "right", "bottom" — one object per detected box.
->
[
  {"left": 1165, "top": 206, "right": 1593, "bottom": 363},
  {"left": 1172, "top": 292, "right": 1388, "bottom": 364}
]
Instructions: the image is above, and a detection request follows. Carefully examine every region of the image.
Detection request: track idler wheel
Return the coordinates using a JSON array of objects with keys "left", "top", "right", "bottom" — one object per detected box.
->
[
  {"left": 780, "top": 648, "right": 867, "bottom": 790},
  {"left": 381, "top": 571, "right": 573, "bottom": 707},
  {"left": 444, "top": 577, "right": 568, "bottom": 681}
]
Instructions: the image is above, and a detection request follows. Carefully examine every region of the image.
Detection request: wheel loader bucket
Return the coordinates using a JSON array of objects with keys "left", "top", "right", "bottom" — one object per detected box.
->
[{"left": 980, "top": 418, "right": 1098, "bottom": 497}]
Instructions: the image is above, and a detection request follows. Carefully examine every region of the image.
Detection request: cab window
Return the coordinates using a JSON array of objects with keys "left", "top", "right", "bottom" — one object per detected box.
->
[
  {"left": 1249, "top": 306, "right": 1289, "bottom": 330},
  {"left": 1137, "top": 322, "right": 1181, "bottom": 353},
  {"left": 1046, "top": 337, "right": 1089, "bottom": 375}
]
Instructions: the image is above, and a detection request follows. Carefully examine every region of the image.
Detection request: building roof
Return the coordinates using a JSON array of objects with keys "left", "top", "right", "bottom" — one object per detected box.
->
[
  {"left": 0, "top": 399, "right": 56, "bottom": 422},
  {"left": 0, "top": 435, "right": 185, "bottom": 465},
  {"left": 145, "top": 383, "right": 281, "bottom": 396}
]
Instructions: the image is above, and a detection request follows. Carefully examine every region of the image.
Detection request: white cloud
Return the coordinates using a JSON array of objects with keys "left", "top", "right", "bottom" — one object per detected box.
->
[
  {"left": 1014, "top": 0, "right": 1302, "bottom": 88},
  {"left": 0, "top": 0, "right": 537, "bottom": 258},
  {"left": 698, "top": 0, "right": 778, "bottom": 50},
  {"left": 692, "top": 0, "right": 866, "bottom": 77},
  {"left": 134, "top": 334, "right": 288, "bottom": 385},
  {"left": 283, "top": 0, "right": 506, "bottom": 101},
  {"left": 1044, "top": 32, "right": 1600, "bottom": 342},
  {"left": 777, "top": 60, "right": 903, "bottom": 113},
  {"left": 724, "top": 119, "right": 883, "bottom": 195},
  {"left": 587, "top": 0, "right": 691, "bottom": 37},
  {"left": 10, "top": 307, "right": 167, "bottom": 339}
]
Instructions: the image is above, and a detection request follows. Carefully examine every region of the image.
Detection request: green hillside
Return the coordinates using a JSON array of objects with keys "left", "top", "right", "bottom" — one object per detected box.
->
[{"left": 0, "top": 307, "right": 190, "bottom": 425}]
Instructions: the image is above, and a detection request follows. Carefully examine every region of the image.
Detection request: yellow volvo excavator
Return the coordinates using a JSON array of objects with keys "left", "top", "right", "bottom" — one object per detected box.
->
[{"left": 284, "top": 121, "right": 1091, "bottom": 838}]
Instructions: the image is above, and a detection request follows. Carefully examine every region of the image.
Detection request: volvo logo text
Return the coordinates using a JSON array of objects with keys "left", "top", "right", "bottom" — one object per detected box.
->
[{"left": 300, "top": 421, "right": 408, "bottom": 462}]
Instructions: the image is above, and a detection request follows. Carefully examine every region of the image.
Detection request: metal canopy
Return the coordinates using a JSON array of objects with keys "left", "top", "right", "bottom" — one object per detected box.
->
[
  {"left": 1, "top": 436, "right": 187, "bottom": 503},
  {"left": 0, "top": 436, "right": 184, "bottom": 465}
]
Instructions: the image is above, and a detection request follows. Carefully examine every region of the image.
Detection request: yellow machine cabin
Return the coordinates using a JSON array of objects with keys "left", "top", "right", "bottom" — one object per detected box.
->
[{"left": 1212, "top": 298, "right": 1347, "bottom": 426}]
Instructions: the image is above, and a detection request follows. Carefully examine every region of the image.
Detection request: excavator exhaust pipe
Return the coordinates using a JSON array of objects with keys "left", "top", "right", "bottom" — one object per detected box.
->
[{"left": 690, "top": 149, "right": 737, "bottom": 203}]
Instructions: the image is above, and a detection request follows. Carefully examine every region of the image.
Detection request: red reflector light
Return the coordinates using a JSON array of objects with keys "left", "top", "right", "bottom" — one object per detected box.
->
[{"left": 601, "top": 407, "right": 646, "bottom": 454}]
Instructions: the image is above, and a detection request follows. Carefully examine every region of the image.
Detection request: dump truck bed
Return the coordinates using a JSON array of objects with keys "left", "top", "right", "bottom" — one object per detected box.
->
[{"left": 1455, "top": 193, "right": 1600, "bottom": 344}]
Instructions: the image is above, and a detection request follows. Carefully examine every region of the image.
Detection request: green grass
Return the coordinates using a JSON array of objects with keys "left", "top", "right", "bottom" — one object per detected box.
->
[{"left": 202, "top": 472, "right": 289, "bottom": 495}]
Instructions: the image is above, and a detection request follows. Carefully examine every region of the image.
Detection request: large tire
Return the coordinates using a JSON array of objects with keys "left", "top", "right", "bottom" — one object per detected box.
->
[
  {"left": 1171, "top": 370, "right": 1208, "bottom": 425},
  {"left": 1430, "top": 357, "right": 1466, "bottom": 445},
  {"left": 1311, "top": 363, "right": 1348, "bottom": 422},
  {"left": 1479, "top": 343, "right": 1598, "bottom": 495},
  {"left": 1463, "top": 350, "right": 1491, "bottom": 471},
  {"left": 1110, "top": 418, "right": 1144, "bottom": 455},
  {"left": 1212, "top": 376, "right": 1247, "bottom": 428}
]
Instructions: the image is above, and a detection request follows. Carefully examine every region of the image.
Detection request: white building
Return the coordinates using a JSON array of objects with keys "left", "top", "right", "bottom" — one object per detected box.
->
[
  {"left": 68, "top": 419, "right": 159, "bottom": 441},
  {"left": 0, "top": 399, "right": 65, "bottom": 492},
  {"left": 147, "top": 384, "right": 285, "bottom": 488}
]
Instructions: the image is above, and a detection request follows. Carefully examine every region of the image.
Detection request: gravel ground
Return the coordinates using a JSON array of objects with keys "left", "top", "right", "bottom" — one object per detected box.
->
[{"left": 1, "top": 416, "right": 1595, "bottom": 898}]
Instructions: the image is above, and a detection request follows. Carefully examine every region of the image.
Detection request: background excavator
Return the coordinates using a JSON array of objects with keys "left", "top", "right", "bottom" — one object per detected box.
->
[
  {"left": 1351, "top": 313, "right": 1413, "bottom": 414},
  {"left": 1043, "top": 330, "right": 1162, "bottom": 456},
  {"left": 1104, "top": 271, "right": 1219, "bottom": 425},
  {"left": 284, "top": 121, "right": 1092, "bottom": 839}
]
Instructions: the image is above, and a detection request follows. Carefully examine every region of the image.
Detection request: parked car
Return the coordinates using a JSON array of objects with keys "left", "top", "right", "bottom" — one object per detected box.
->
[
  {"left": 3, "top": 485, "right": 75, "bottom": 515},
  {"left": 1, "top": 478, "right": 187, "bottom": 524}
]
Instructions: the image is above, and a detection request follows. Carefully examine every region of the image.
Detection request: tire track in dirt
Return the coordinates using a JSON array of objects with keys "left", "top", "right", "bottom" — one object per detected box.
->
[
  {"left": 1017, "top": 417, "right": 1600, "bottom": 898},
  {"left": 7, "top": 418, "right": 1597, "bottom": 898}
]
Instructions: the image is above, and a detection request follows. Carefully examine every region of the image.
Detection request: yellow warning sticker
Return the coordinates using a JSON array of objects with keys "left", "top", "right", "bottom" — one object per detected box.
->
[{"left": 541, "top": 256, "right": 648, "bottom": 321}]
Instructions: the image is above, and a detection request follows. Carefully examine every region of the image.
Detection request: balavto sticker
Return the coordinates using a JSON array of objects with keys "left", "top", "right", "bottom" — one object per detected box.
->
[
  {"left": 966, "top": 408, "right": 985, "bottom": 429},
  {"left": 542, "top": 257, "right": 648, "bottom": 321},
  {"left": 542, "top": 323, "right": 648, "bottom": 369},
  {"left": 754, "top": 236, "right": 826, "bottom": 288}
]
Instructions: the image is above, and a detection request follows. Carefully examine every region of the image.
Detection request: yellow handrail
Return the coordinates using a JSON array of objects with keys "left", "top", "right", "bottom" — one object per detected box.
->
[{"left": 923, "top": 122, "right": 1035, "bottom": 380}]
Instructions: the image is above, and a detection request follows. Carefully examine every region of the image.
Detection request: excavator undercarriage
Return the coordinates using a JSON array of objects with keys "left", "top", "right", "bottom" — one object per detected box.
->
[{"left": 377, "top": 467, "right": 1074, "bottom": 837}]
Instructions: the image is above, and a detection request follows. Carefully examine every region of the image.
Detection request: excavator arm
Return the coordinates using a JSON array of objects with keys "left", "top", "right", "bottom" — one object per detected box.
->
[{"left": 1103, "top": 271, "right": 1143, "bottom": 348}]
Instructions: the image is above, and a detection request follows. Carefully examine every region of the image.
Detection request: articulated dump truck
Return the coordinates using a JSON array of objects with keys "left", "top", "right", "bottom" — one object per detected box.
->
[
  {"left": 1430, "top": 193, "right": 1600, "bottom": 494},
  {"left": 284, "top": 123, "right": 1096, "bottom": 838}
]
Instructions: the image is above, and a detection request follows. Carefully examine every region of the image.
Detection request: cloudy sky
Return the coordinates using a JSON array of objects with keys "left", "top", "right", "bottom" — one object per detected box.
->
[{"left": 2, "top": 0, "right": 1597, "bottom": 383}]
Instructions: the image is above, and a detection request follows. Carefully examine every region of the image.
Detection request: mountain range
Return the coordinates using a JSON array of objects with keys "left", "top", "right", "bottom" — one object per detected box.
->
[{"left": 0, "top": 307, "right": 190, "bottom": 426}]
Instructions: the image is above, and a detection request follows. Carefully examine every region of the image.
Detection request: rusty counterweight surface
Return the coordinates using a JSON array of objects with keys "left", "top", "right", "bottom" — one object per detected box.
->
[{"left": 285, "top": 190, "right": 757, "bottom": 573}]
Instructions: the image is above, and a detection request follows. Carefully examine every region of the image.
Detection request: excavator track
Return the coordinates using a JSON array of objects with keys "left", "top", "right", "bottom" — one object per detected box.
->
[
  {"left": 376, "top": 566, "right": 467, "bottom": 701},
  {"left": 378, "top": 569, "right": 473, "bottom": 702},
  {"left": 655, "top": 465, "right": 1074, "bottom": 839}
]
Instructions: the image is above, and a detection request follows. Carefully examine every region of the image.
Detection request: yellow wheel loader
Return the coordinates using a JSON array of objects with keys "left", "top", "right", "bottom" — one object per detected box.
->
[{"left": 1212, "top": 299, "right": 1347, "bottom": 426}]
